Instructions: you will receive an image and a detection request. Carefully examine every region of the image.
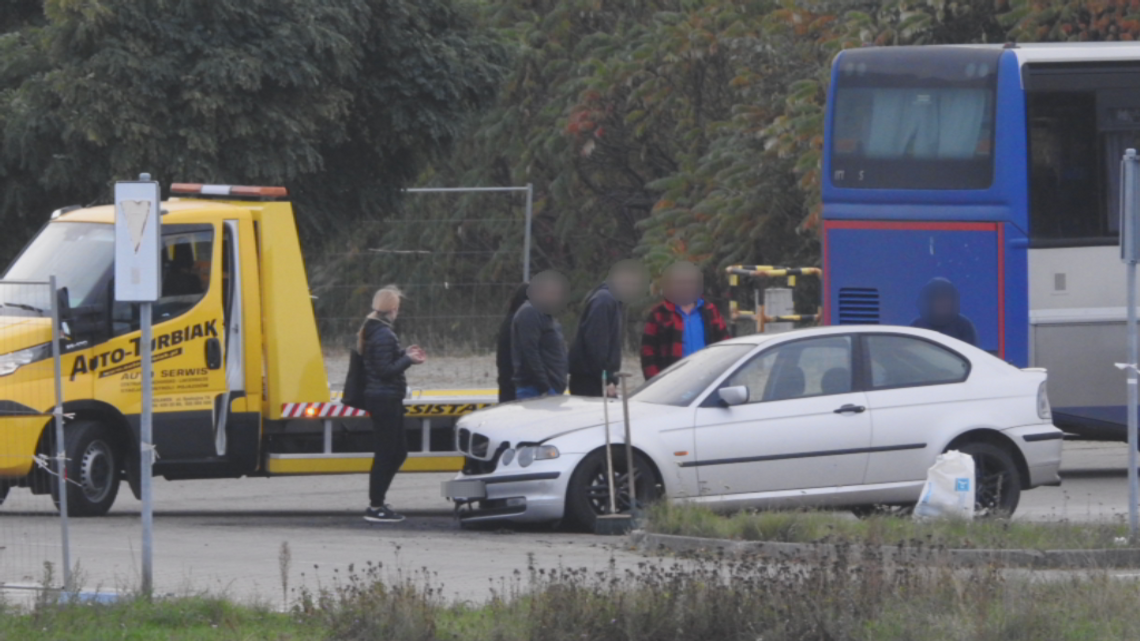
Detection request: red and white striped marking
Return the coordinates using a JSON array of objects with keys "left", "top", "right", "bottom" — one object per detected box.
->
[{"left": 281, "top": 402, "right": 368, "bottom": 419}]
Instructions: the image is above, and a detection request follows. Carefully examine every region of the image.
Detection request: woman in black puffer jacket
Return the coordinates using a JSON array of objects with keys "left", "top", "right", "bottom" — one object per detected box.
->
[{"left": 358, "top": 285, "right": 426, "bottom": 523}]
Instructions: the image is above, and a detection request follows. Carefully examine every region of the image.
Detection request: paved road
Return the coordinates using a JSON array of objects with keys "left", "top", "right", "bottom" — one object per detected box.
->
[{"left": 1, "top": 440, "right": 1136, "bottom": 604}]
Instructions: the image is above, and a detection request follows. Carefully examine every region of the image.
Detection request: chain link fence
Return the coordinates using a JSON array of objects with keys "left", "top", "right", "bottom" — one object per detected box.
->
[
  {"left": 0, "top": 279, "right": 69, "bottom": 595},
  {"left": 311, "top": 188, "right": 532, "bottom": 393}
]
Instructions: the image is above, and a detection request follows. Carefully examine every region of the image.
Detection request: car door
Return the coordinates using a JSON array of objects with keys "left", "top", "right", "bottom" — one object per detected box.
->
[
  {"left": 859, "top": 333, "right": 972, "bottom": 485},
  {"left": 96, "top": 224, "right": 227, "bottom": 461},
  {"left": 692, "top": 335, "right": 872, "bottom": 497}
]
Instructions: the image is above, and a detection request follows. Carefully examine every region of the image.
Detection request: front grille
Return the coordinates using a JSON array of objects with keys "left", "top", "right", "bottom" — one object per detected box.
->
[
  {"left": 471, "top": 434, "right": 490, "bottom": 459},
  {"left": 837, "top": 288, "right": 880, "bottom": 324}
]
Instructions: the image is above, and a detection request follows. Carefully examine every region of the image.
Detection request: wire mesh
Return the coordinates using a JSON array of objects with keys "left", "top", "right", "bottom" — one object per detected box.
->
[
  {"left": 313, "top": 191, "right": 530, "bottom": 393},
  {"left": 0, "top": 280, "right": 65, "bottom": 590}
]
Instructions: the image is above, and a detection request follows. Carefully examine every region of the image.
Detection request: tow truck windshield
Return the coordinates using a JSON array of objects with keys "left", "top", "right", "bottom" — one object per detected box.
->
[{"left": 2, "top": 222, "right": 115, "bottom": 315}]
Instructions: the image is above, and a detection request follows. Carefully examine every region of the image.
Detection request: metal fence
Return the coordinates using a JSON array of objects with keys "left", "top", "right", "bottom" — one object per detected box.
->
[
  {"left": 0, "top": 278, "right": 69, "bottom": 594},
  {"left": 312, "top": 186, "right": 533, "bottom": 392}
]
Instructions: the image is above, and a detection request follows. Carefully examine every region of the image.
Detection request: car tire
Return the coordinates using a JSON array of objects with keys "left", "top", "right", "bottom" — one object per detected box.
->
[
  {"left": 957, "top": 441, "right": 1021, "bottom": 517},
  {"left": 52, "top": 421, "right": 121, "bottom": 517},
  {"left": 0, "top": 483, "right": 8, "bottom": 508},
  {"left": 564, "top": 448, "right": 659, "bottom": 532}
]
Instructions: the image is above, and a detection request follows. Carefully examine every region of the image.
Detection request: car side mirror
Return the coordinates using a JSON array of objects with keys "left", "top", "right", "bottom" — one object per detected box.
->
[{"left": 718, "top": 385, "right": 749, "bottom": 407}]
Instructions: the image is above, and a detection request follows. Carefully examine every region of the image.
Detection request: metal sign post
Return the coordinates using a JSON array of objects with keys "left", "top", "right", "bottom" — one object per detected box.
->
[
  {"left": 1121, "top": 149, "right": 1140, "bottom": 541},
  {"left": 49, "top": 275, "right": 71, "bottom": 591},
  {"left": 114, "top": 173, "right": 161, "bottom": 593}
]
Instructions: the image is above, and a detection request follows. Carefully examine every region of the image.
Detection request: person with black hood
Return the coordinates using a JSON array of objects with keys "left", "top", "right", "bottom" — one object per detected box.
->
[
  {"left": 910, "top": 277, "right": 978, "bottom": 346},
  {"left": 359, "top": 285, "right": 426, "bottom": 523},
  {"left": 568, "top": 260, "right": 648, "bottom": 397},
  {"left": 512, "top": 271, "right": 569, "bottom": 399},
  {"left": 496, "top": 283, "right": 529, "bottom": 402}
]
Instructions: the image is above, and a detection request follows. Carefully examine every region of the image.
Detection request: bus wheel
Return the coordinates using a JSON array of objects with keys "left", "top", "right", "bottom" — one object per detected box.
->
[{"left": 53, "top": 421, "right": 121, "bottom": 517}]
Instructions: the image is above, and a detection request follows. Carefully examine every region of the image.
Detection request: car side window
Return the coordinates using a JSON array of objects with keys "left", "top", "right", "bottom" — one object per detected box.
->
[
  {"left": 725, "top": 336, "right": 853, "bottom": 403},
  {"left": 111, "top": 229, "right": 214, "bottom": 336},
  {"left": 866, "top": 335, "right": 969, "bottom": 389}
]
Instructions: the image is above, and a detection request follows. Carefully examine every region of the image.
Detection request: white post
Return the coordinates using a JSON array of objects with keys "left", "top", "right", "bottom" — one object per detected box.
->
[
  {"left": 1122, "top": 149, "right": 1139, "bottom": 540},
  {"left": 140, "top": 301, "right": 154, "bottom": 594},
  {"left": 114, "top": 172, "right": 161, "bottom": 594},
  {"left": 49, "top": 276, "right": 71, "bottom": 590},
  {"left": 524, "top": 183, "right": 533, "bottom": 282}
]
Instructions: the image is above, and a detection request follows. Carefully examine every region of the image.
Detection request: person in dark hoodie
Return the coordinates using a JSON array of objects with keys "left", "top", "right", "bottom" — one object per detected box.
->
[
  {"left": 512, "top": 270, "right": 569, "bottom": 399},
  {"left": 910, "top": 277, "right": 978, "bottom": 346},
  {"left": 496, "top": 283, "right": 529, "bottom": 402},
  {"left": 568, "top": 260, "right": 648, "bottom": 397},
  {"left": 359, "top": 286, "right": 426, "bottom": 523}
]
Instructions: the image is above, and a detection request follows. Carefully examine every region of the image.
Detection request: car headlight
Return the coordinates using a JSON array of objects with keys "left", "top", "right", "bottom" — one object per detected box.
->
[
  {"left": 500, "top": 448, "right": 515, "bottom": 466},
  {"left": 0, "top": 344, "right": 50, "bottom": 377},
  {"left": 517, "top": 445, "right": 559, "bottom": 468}
]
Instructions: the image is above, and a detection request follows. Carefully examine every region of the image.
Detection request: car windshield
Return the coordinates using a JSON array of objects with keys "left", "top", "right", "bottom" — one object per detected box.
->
[
  {"left": 2, "top": 222, "right": 115, "bottom": 315},
  {"left": 631, "top": 343, "right": 757, "bottom": 407}
]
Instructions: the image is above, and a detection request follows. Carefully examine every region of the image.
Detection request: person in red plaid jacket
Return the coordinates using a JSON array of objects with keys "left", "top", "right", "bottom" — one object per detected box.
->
[{"left": 640, "top": 262, "right": 730, "bottom": 380}]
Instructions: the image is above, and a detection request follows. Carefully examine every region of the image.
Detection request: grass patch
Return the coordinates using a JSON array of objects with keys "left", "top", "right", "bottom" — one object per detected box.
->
[
  {"left": 6, "top": 557, "right": 1140, "bottom": 640},
  {"left": 643, "top": 501, "right": 1133, "bottom": 550},
  {"left": 0, "top": 595, "right": 317, "bottom": 641}
]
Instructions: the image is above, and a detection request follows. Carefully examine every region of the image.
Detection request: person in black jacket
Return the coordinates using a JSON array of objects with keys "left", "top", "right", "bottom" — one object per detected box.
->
[
  {"left": 358, "top": 285, "right": 426, "bottom": 523},
  {"left": 568, "top": 260, "right": 647, "bottom": 397},
  {"left": 512, "top": 271, "right": 569, "bottom": 399},
  {"left": 496, "top": 283, "right": 530, "bottom": 402}
]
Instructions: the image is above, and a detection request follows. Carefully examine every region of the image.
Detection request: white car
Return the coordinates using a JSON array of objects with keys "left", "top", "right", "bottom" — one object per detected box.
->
[{"left": 442, "top": 326, "right": 1062, "bottom": 530}]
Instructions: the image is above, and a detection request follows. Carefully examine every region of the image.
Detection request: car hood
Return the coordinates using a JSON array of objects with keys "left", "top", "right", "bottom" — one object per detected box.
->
[
  {"left": 458, "top": 395, "right": 680, "bottom": 446},
  {"left": 0, "top": 315, "right": 53, "bottom": 352}
]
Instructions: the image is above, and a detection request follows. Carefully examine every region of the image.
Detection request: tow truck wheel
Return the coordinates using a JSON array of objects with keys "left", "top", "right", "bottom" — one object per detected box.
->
[{"left": 52, "top": 420, "right": 121, "bottom": 517}]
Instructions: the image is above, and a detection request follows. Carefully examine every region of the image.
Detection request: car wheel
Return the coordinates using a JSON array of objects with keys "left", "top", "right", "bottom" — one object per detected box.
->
[
  {"left": 851, "top": 503, "right": 914, "bottom": 519},
  {"left": 0, "top": 483, "right": 8, "bottom": 508},
  {"left": 564, "top": 448, "right": 659, "bottom": 532},
  {"left": 957, "top": 441, "right": 1021, "bottom": 517},
  {"left": 52, "top": 421, "right": 121, "bottom": 517}
]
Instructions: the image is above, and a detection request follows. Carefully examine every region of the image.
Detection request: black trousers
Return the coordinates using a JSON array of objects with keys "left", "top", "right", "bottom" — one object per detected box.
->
[
  {"left": 367, "top": 396, "right": 408, "bottom": 507},
  {"left": 568, "top": 374, "right": 605, "bottom": 397}
]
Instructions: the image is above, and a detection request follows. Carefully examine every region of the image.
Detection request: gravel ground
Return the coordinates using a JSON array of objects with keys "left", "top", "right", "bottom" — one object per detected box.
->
[{"left": 325, "top": 351, "right": 644, "bottom": 392}]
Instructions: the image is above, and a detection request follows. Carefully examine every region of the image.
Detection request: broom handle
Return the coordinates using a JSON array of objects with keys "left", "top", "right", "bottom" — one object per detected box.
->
[
  {"left": 620, "top": 373, "right": 636, "bottom": 513},
  {"left": 601, "top": 371, "right": 618, "bottom": 515}
]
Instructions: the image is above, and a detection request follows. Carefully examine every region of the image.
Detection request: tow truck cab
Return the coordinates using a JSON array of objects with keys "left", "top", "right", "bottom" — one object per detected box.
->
[{"left": 0, "top": 184, "right": 472, "bottom": 516}]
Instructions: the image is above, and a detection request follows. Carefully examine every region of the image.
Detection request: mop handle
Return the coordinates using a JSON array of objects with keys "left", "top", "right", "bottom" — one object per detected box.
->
[
  {"left": 619, "top": 373, "right": 636, "bottom": 512},
  {"left": 601, "top": 371, "right": 618, "bottom": 515}
]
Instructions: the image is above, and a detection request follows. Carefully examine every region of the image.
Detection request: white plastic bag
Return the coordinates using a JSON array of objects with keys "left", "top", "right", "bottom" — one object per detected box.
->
[{"left": 913, "top": 450, "right": 975, "bottom": 520}]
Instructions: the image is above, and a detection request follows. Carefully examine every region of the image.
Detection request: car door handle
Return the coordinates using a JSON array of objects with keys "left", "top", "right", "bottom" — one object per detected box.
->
[{"left": 834, "top": 404, "right": 866, "bottom": 415}]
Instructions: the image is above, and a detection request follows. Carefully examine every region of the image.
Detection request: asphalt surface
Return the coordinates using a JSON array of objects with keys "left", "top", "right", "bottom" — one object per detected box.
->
[{"left": 0, "top": 440, "right": 1137, "bottom": 604}]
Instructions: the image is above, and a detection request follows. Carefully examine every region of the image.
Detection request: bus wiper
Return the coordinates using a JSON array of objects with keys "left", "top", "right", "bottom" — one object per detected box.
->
[{"left": 2, "top": 302, "right": 46, "bottom": 315}]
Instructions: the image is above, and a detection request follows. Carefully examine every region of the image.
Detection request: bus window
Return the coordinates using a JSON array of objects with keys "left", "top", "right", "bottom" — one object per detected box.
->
[
  {"left": 830, "top": 48, "right": 999, "bottom": 191},
  {"left": 1027, "top": 92, "right": 1106, "bottom": 243}
]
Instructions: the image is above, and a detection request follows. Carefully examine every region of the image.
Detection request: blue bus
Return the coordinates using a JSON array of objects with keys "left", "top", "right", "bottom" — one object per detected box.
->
[{"left": 822, "top": 43, "right": 1140, "bottom": 439}]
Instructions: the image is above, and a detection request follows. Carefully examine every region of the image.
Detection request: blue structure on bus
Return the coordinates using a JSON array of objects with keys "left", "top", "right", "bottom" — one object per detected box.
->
[{"left": 822, "top": 43, "right": 1140, "bottom": 439}]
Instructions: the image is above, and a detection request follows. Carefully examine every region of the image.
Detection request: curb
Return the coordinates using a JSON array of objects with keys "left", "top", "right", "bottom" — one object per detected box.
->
[{"left": 628, "top": 531, "right": 1140, "bottom": 569}]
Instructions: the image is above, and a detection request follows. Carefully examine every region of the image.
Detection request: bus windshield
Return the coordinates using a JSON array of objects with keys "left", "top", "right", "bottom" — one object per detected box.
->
[
  {"left": 830, "top": 48, "right": 1000, "bottom": 191},
  {"left": 2, "top": 222, "right": 115, "bottom": 315}
]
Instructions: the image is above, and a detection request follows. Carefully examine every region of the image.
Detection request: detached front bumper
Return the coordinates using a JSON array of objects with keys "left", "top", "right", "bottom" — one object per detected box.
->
[{"left": 441, "top": 456, "right": 581, "bottom": 524}]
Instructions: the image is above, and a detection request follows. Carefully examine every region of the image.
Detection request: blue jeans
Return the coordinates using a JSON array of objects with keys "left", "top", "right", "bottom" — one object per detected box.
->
[{"left": 516, "top": 386, "right": 557, "bottom": 400}]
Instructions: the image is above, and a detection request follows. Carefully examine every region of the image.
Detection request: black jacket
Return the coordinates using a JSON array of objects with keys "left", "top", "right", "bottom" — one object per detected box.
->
[
  {"left": 511, "top": 301, "right": 568, "bottom": 393},
  {"left": 568, "top": 283, "right": 622, "bottom": 382},
  {"left": 362, "top": 318, "right": 411, "bottom": 399},
  {"left": 495, "top": 316, "right": 516, "bottom": 402}
]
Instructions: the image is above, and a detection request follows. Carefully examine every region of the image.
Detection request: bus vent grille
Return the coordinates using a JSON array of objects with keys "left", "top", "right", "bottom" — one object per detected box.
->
[{"left": 837, "top": 288, "right": 880, "bottom": 324}]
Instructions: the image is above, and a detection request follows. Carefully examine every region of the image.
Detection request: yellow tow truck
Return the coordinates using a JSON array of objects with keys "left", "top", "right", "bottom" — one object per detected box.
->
[{"left": 0, "top": 183, "right": 490, "bottom": 516}]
